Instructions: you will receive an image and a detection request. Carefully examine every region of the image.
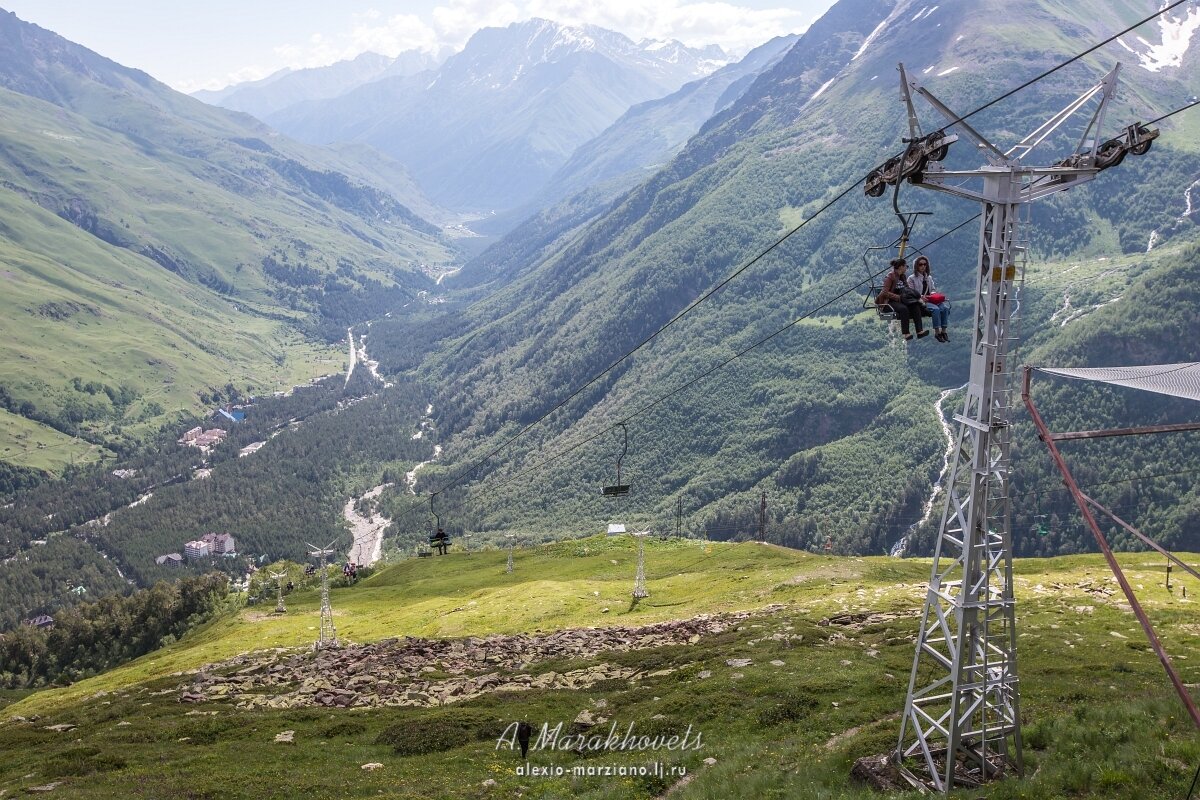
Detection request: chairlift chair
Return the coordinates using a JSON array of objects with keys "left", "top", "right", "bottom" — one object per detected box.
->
[
  {"left": 428, "top": 493, "right": 451, "bottom": 555},
  {"left": 601, "top": 423, "right": 630, "bottom": 497}
]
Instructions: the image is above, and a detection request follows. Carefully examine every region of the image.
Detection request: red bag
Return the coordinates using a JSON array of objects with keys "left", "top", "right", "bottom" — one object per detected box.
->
[{"left": 927, "top": 292, "right": 946, "bottom": 304}]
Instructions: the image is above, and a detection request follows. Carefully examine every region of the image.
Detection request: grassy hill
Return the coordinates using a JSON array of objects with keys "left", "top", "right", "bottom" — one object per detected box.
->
[
  {"left": 0, "top": 11, "right": 457, "bottom": 475},
  {"left": 1, "top": 536, "right": 1197, "bottom": 798}
]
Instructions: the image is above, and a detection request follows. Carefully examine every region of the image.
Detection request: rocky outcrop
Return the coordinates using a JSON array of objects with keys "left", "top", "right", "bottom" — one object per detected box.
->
[{"left": 175, "top": 609, "right": 777, "bottom": 710}]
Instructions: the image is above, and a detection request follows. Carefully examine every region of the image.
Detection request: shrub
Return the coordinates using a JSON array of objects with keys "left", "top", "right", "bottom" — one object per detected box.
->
[
  {"left": 756, "top": 691, "right": 819, "bottom": 726},
  {"left": 374, "top": 709, "right": 505, "bottom": 756},
  {"left": 43, "top": 746, "right": 127, "bottom": 777}
]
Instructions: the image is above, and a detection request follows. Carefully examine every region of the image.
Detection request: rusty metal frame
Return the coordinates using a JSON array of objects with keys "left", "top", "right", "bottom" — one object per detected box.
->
[{"left": 1022, "top": 366, "right": 1200, "bottom": 730}]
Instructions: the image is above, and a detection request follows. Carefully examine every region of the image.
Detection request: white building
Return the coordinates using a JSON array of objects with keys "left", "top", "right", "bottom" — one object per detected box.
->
[
  {"left": 202, "top": 532, "right": 236, "bottom": 555},
  {"left": 184, "top": 540, "right": 210, "bottom": 559}
]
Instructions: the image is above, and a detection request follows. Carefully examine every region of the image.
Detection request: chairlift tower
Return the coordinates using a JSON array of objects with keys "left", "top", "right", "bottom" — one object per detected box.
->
[
  {"left": 631, "top": 531, "right": 649, "bottom": 599},
  {"left": 306, "top": 539, "right": 339, "bottom": 649},
  {"left": 866, "top": 63, "right": 1158, "bottom": 792},
  {"left": 269, "top": 570, "right": 287, "bottom": 614},
  {"left": 505, "top": 533, "right": 515, "bottom": 574}
]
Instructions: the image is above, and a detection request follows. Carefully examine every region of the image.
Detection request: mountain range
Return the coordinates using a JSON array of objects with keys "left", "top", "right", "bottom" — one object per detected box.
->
[
  {"left": 365, "top": 0, "right": 1200, "bottom": 559},
  {"left": 253, "top": 19, "right": 731, "bottom": 213},
  {"left": 192, "top": 49, "right": 446, "bottom": 117}
]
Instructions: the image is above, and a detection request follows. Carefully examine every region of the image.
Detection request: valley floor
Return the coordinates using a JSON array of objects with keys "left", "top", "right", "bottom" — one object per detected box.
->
[{"left": 1, "top": 537, "right": 1197, "bottom": 799}]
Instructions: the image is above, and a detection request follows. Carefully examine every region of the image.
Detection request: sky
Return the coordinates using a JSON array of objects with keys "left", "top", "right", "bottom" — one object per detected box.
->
[{"left": 1, "top": 0, "right": 838, "bottom": 94}]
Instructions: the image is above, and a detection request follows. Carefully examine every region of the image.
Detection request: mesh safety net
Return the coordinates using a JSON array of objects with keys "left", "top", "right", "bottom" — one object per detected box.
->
[{"left": 1035, "top": 363, "right": 1200, "bottom": 403}]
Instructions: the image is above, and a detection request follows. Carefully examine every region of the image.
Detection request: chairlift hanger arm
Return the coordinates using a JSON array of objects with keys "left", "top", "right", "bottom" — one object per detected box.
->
[{"left": 898, "top": 63, "right": 923, "bottom": 141}]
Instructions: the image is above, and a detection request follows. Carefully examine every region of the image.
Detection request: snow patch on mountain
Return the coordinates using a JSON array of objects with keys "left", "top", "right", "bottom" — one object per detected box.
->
[
  {"left": 853, "top": 2, "right": 908, "bottom": 62},
  {"left": 1136, "top": 4, "right": 1200, "bottom": 71},
  {"left": 810, "top": 76, "right": 837, "bottom": 101}
]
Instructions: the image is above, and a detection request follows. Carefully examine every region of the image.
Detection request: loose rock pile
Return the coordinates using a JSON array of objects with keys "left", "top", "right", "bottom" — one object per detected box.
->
[{"left": 177, "top": 610, "right": 773, "bottom": 711}]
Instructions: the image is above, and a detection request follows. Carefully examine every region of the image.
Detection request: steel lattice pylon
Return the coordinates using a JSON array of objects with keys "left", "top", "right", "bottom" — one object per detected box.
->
[
  {"left": 307, "top": 539, "right": 339, "bottom": 650},
  {"left": 874, "top": 63, "right": 1158, "bottom": 791},
  {"left": 505, "top": 534, "right": 515, "bottom": 574},
  {"left": 898, "top": 182, "right": 1025, "bottom": 789}
]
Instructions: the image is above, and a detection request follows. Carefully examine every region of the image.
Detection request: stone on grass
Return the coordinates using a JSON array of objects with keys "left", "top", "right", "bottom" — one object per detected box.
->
[
  {"left": 573, "top": 709, "right": 603, "bottom": 728},
  {"left": 275, "top": 730, "right": 295, "bottom": 743},
  {"left": 725, "top": 658, "right": 752, "bottom": 668},
  {"left": 361, "top": 763, "right": 383, "bottom": 771},
  {"left": 27, "top": 782, "right": 63, "bottom": 793}
]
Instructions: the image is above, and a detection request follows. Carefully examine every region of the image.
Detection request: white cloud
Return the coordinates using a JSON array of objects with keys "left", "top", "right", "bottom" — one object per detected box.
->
[{"left": 261, "top": 0, "right": 812, "bottom": 80}]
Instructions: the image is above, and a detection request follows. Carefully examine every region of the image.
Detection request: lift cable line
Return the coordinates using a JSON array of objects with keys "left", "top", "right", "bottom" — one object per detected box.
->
[
  {"left": 1147, "top": 97, "right": 1200, "bottom": 126},
  {"left": 466, "top": 214, "right": 981, "bottom": 503},
  {"left": 404, "top": 3, "right": 1197, "bottom": 554},
  {"left": 421, "top": 3, "right": 1198, "bottom": 513}
]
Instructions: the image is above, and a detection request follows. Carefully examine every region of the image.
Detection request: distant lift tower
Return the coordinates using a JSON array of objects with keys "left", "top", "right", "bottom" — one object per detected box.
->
[
  {"left": 269, "top": 570, "right": 288, "bottom": 615},
  {"left": 866, "top": 63, "right": 1158, "bottom": 791},
  {"left": 631, "top": 531, "right": 649, "bottom": 599},
  {"left": 306, "top": 539, "right": 339, "bottom": 649}
]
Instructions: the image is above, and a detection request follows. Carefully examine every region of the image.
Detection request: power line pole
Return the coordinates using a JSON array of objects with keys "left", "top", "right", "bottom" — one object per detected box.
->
[
  {"left": 677, "top": 496, "right": 682, "bottom": 539},
  {"left": 505, "top": 533, "right": 515, "bottom": 574},
  {"left": 306, "top": 539, "right": 339, "bottom": 650},
  {"left": 871, "top": 63, "right": 1157, "bottom": 792}
]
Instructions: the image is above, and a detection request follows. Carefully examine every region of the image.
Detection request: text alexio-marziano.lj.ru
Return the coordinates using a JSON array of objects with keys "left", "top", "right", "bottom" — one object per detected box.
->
[{"left": 496, "top": 719, "right": 704, "bottom": 777}]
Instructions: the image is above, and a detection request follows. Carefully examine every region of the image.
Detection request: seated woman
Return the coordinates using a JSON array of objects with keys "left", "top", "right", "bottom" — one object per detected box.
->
[
  {"left": 877, "top": 257, "right": 928, "bottom": 340},
  {"left": 909, "top": 255, "right": 951, "bottom": 342}
]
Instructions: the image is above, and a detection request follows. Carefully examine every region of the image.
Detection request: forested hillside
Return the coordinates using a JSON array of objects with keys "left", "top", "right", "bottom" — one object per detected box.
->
[
  {"left": 0, "top": 366, "right": 433, "bottom": 630},
  {"left": 366, "top": 0, "right": 1200, "bottom": 557}
]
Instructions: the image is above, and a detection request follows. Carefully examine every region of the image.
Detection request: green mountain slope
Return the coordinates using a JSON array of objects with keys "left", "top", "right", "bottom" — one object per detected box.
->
[
  {"left": 0, "top": 10, "right": 457, "bottom": 472},
  {"left": 1, "top": 538, "right": 1197, "bottom": 799},
  {"left": 366, "top": 0, "right": 1200, "bottom": 556}
]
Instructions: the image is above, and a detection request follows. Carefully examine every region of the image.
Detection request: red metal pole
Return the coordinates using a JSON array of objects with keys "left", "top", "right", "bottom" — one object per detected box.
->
[{"left": 1023, "top": 366, "right": 1200, "bottom": 730}]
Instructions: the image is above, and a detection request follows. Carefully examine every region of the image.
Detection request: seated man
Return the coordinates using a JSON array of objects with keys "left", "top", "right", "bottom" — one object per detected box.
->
[{"left": 877, "top": 257, "right": 928, "bottom": 340}]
